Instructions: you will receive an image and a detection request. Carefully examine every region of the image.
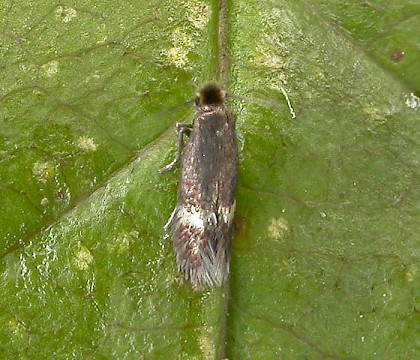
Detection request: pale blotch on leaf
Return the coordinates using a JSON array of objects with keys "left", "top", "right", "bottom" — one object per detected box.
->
[
  {"left": 280, "top": 257, "right": 297, "bottom": 278},
  {"left": 76, "top": 136, "right": 98, "bottom": 152},
  {"left": 164, "top": 47, "right": 188, "bottom": 67},
  {"left": 253, "top": 44, "right": 285, "bottom": 70},
  {"left": 19, "top": 253, "right": 30, "bottom": 289},
  {"left": 405, "top": 93, "right": 419, "bottom": 110},
  {"left": 181, "top": 0, "right": 210, "bottom": 29},
  {"left": 40, "top": 60, "right": 59, "bottom": 77},
  {"left": 251, "top": 29, "right": 286, "bottom": 70},
  {"left": 162, "top": 27, "right": 194, "bottom": 68},
  {"left": 56, "top": 5, "right": 77, "bottom": 23},
  {"left": 363, "top": 106, "right": 385, "bottom": 123},
  {"left": 32, "top": 161, "right": 55, "bottom": 183},
  {"left": 8, "top": 317, "right": 25, "bottom": 337},
  {"left": 162, "top": 1, "right": 208, "bottom": 68},
  {"left": 107, "top": 231, "right": 138, "bottom": 254},
  {"left": 73, "top": 245, "right": 94, "bottom": 270},
  {"left": 268, "top": 217, "right": 289, "bottom": 240},
  {"left": 405, "top": 264, "right": 418, "bottom": 282},
  {"left": 198, "top": 326, "right": 215, "bottom": 360},
  {"left": 251, "top": 8, "right": 294, "bottom": 71},
  {"left": 97, "top": 37, "right": 108, "bottom": 45}
]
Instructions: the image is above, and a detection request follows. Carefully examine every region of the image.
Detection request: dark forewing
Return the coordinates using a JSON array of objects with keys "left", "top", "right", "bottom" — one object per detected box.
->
[{"left": 168, "top": 106, "right": 237, "bottom": 287}]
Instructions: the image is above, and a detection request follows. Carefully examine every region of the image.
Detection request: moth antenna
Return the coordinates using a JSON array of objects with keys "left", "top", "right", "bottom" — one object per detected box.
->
[
  {"left": 152, "top": 99, "right": 194, "bottom": 119},
  {"left": 226, "top": 87, "right": 296, "bottom": 119},
  {"left": 279, "top": 86, "right": 296, "bottom": 119}
]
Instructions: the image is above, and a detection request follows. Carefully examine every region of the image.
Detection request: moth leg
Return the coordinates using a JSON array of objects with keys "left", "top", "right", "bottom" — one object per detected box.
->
[
  {"left": 159, "top": 123, "right": 193, "bottom": 173},
  {"left": 163, "top": 206, "right": 177, "bottom": 232}
]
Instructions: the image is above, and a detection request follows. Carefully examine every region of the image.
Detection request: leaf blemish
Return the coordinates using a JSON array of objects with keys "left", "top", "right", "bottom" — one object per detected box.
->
[
  {"left": 405, "top": 93, "right": 419, "bottom": 110},
  {"left": 182, "top": 0, "right": 210, "bottom": 30},
  {"left": 32, "top": 161, "right": 55, "bottom": 183},
  {"left": 40, "top": 60, "right": 59, "bottom": 77},
  {"left": 76, "top": 136, "right": 98, "bottom": 152},
  {"left": 8, "top": 317, "right": 26, "bottom": 337},
  {"left": 107, "top": 231, "right": 137, "bottom": 254},
  {"left": 55, "top": 5, "right": 77, "bottom": 23},
  {"left": 390, "top": 50, "right": 404, "bottom": 63},
  {"left": 362, "top": 106, "right": 385, "bottom": 123},
  {"left": 247, "top": 7, "right": 299, "bottom": 88},
  {"left": 73, "top": 245, "right": 94, "bottom": 270},
  {"left": 268, "top": 217, "right": 289, "bottom": 240},
  {"left": 198, "top": 326, "right": 215, "bottom": 359},
  {"left": 162, "top": 27, "right": 194, "bottom": 68},
  {"left": 19, "top": 253, "right": 30, "bottom": 288},
  {"left": 162, "top": 0, "right": 210, "bottom": 68},
  {"left": 406, "top": 264, "right": 418, "bottom": 282}
]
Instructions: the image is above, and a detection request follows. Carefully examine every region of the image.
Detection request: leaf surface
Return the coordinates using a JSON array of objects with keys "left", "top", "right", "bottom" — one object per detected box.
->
[{"left": 1, "top": 0, "right": 419, "bottom": 358}]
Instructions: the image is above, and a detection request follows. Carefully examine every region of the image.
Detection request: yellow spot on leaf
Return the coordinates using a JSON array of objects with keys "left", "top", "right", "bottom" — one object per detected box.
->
[
  {"left": 268, "top": 217, "right": 289, "bottom": 240},
  {"left": 56, "top": 5, "right": 77, "bottom": 23},
  {"left": 32, "top": 161, "right": 55, "bottom": 183},
  {"left": 8, "top": 317, "right": 25, "bottom": 336},
  {"left": 198, "top": 325, "right": 215, "bottom": 359},
  {"left": 76, "top": 136, "right": 98, "bottom": 152},
  {"left": 74, "top": 245, "right": 93, "bottom": 270},
  {"left": 40, "top": 60, "right": 59, "bottom": 77},
  {"left": 363, "top": 106, "right": 385, "bottom": 123},
  {"left": 107, "top": 231, "right": 137, "bottom": 254},
  {"left": 182, "top": 0, "right": 210, "bottom": 29},
  {"left": 406, "top": 264, "right": 418, "bottom": 282},
  {"left": 163, "top": 28, "right": 194, "bottom": 68}
]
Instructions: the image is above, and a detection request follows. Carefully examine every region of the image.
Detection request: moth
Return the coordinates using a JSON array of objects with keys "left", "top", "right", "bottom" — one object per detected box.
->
[{"left": 160, "top": 83, "right": 237, "bottom": 287}]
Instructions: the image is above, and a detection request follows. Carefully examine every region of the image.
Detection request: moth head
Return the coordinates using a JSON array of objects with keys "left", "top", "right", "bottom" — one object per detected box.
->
[{"left": 195, "top": 83, "right": 226, "bottom": 107}]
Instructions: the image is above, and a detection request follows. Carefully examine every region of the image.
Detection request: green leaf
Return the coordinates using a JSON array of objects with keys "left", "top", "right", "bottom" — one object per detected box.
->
[{"left": 1, "top": 0, "right": 419, "bottom": 358}]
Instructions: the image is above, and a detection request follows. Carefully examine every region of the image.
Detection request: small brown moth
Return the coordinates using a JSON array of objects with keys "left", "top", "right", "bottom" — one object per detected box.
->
[{"left": 161, "top": 83, "right": 237, "bottom": 287}]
